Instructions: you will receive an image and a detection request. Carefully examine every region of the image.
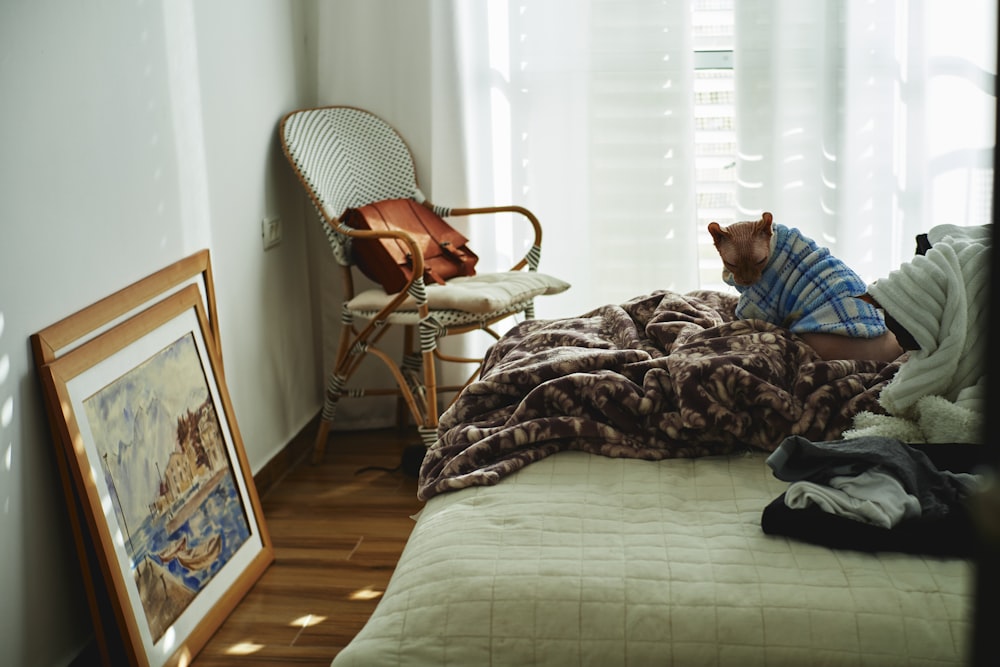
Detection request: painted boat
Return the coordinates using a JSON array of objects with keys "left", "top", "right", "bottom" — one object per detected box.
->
[
  {"left": 157, "top": 536, "right": 187, "bottom": 563},
  {"left": 177, "top": 535, "right": 222, "bottom": 571}
]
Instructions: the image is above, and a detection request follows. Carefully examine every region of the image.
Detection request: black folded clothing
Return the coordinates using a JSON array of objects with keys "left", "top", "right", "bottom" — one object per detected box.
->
[
  {"left": 761, "top": 442, "right": 990, "bottom": 558},
  {"left": 761, "top": 492, "right": 977, "bottom": 557}
]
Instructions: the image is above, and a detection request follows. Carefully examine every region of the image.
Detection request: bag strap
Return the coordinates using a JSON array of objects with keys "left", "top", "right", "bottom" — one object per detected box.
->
[
  {"left": 437, "top": 241, "right": 476, "bottom": 276},
  {"left": 403, "top": 201, "right": 475, "bottom": 276}
]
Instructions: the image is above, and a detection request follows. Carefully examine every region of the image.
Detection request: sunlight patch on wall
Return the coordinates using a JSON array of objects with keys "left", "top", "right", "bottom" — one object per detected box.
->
[
  {"left": 162, "top": 0, "right": 212, "bottom": 250},
  {"left": 0, "top": 310, "right": 8, "bottom": 515}
]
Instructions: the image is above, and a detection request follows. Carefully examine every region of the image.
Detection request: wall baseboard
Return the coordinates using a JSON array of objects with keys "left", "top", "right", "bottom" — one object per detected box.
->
[{"left": 253, "top": 412, "right": 320, "bottom": 499}]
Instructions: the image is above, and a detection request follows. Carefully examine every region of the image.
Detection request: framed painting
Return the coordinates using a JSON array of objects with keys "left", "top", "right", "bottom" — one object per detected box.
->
[
  {"left": 38, "top": 283, "right": 272, "bottom": 667},
  {"left": 31, "top": 250, "right": 227, "bottom": 666}
]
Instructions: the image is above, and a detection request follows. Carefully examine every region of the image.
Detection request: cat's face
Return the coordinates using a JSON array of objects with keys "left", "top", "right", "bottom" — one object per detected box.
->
[{"left": 708, "top": 213, "right": 774, "bottom": 286}]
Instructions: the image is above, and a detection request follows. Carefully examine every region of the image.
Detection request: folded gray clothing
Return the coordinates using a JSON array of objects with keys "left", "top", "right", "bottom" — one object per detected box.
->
[
  {"left": 785, "top": 470, "right": 922, "bottom": 528},
  {"left": 767, "top": 435, "right": 981, "bottom": 517}
]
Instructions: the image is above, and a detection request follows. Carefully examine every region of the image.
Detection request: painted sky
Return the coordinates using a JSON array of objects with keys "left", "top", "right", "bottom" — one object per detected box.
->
[{"left": 83, "top": 333, "right": 213, "bottom": 527}]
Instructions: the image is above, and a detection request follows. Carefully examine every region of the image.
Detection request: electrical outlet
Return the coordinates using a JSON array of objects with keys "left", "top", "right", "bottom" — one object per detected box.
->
[{"left": 262, "top": 216, "right": 282, "bottom": 250}]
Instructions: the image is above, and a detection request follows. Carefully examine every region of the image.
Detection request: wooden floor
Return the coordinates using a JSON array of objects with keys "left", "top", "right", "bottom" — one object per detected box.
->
[{"left": 192, "top": 426, "right": 425, "bottom": 666}]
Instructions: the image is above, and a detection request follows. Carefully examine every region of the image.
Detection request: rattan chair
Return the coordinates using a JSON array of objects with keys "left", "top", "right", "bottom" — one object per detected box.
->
[{"left": 280, "top": 105, "right": 569, "bottom": 462}]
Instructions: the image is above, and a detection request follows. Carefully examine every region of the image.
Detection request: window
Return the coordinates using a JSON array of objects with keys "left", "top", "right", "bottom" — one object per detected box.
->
[{"left": 692, "top": 0, "right": 735, "bottom": 290}]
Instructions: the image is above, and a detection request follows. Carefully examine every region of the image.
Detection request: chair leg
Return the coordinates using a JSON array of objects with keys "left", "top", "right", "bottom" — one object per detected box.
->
[
  {"left": 314, "top": 305, "right": 455, "bottom": 461},
  {"left": 401, "top": 352, "right": 426, "bottom": 424},
  {"left": 312, "top": 417, "right": 333, "bottom": 464},
  {"left": 312, "top": 369, "right": 347, "bottom": 464},
  {"left": 397, "top": 326, "right": 418, "bottom": 427},
  {"left": 419, "top": 317, "right": 440, "bottom": 443}
]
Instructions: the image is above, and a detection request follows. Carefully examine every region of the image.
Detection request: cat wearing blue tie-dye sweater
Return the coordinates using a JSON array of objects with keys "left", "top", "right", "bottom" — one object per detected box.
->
[{"left": 708, "top": 212, "right": 903, "bottom": 362}]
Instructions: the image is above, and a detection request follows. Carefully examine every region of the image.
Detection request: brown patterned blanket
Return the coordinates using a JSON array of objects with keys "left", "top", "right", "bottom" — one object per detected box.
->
[{"left": 418, "top": 290, "right": 900, "bottom": 500}]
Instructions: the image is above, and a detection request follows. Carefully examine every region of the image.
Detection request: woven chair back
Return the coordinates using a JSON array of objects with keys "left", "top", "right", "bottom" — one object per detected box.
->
[{"left": 282, "top": 106, "right": 421, "bottom": 265}]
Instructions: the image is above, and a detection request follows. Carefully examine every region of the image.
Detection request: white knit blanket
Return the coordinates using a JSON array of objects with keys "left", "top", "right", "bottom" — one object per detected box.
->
[{"left": 847, "top": 225, "right": 991, "bottom": 443}]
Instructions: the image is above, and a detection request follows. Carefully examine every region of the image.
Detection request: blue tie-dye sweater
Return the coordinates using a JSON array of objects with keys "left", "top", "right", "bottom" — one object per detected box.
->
[{"left": 725, "top": 223, "right": 887, "bottom": 338}]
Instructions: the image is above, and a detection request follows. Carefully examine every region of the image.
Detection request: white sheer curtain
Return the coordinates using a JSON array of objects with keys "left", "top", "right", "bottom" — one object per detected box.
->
[
  {"left": 735, "top": 0, "right": 997, "bottom": 283},
  {"left": 453, "top": 1, "right": 699, "bottom": 318},
  {"left": 448, "top": 0, "right": 996, "bottom": 319}
]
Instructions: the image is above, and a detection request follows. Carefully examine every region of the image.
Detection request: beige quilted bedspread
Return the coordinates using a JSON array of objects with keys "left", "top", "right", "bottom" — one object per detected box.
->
[{"left": 333, "top": 452, "right": 970, "bottom": 666}]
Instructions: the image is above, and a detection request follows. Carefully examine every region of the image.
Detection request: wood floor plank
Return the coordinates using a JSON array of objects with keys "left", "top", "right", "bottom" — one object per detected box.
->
[{"left": 193, "top": 426, "right": 424, "bottom": 666}]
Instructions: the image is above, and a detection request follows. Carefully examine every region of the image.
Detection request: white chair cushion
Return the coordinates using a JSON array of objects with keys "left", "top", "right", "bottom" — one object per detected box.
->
[{"left": 346, "top": 271, "right": 570, "bottom": 315}]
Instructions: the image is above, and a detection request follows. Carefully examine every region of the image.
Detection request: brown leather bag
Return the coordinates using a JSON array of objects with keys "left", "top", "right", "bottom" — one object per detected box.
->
[{"left": 342, "top": 198, "right": 478, "bottom": 294}]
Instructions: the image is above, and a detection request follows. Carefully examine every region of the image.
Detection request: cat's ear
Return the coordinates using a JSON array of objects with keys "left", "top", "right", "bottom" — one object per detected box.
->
[
  {"left": 708, "top": 221, "right": 726, "bottom": 244},
  {"left": 757, "top": 212, "right": 774, "bottom": 236}
]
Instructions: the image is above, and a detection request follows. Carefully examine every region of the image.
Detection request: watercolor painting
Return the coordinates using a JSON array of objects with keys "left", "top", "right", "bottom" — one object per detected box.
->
[{"left": 82, "top": 332, "right": 251, "bottom": 642}]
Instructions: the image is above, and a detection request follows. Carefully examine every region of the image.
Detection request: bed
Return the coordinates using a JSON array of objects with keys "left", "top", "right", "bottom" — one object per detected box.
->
[{"left": 330, "top": 285, "right": 983, "bottom": 667}]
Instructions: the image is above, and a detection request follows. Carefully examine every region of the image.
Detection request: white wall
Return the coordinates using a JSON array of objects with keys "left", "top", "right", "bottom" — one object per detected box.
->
[{"left": 0, "top": 1, "right": 321, "bottom": 664}]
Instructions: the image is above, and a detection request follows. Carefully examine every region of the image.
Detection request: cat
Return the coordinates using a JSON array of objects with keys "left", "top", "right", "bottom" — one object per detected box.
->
[{"left": 708, "top": 212, "right": 902, "bottom": 362}]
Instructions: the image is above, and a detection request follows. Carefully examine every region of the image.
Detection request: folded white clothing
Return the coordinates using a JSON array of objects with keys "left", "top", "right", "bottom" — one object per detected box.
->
[{"left": 784, "top": 469, "right": 922, "bottom": 529}]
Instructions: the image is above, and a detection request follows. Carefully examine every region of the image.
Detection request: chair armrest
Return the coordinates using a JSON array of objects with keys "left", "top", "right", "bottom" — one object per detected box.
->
[
  {"left": 427, "top": 203, "right": 543, "bottom": 272},
  {"left": 340, "top": 226, "right": 424, "bottom": 274},
  {"left": 332, "top": 221, "right": 428, "bottom": 312}
]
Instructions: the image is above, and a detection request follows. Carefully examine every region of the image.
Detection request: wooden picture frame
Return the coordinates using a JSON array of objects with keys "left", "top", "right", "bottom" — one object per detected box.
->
[
  {"left": 32, "top": 253, "right": 271, "bottom": 667},
  {"left": 32, "top": 249, "right": 223, "bottom": 371}
]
